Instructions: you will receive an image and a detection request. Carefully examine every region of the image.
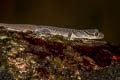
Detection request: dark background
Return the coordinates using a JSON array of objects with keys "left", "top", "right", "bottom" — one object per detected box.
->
[{"left": 0, "top": 0, "right": 120, "bottom": 43}]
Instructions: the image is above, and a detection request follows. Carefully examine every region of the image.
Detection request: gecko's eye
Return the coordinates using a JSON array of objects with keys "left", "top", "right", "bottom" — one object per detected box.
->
[{"left": 94, "top": 32, "right": 99, "bottom": 36}]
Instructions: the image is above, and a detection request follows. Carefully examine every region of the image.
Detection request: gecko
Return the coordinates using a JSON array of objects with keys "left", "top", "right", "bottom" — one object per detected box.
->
[{"left": 0, "top": 23, "right": 104, "bottom": 40}]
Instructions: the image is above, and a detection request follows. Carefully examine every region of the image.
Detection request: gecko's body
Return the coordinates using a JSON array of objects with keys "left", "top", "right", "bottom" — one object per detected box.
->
[{"left": 0, "top": 23, "right": 104, "bottom": 40}]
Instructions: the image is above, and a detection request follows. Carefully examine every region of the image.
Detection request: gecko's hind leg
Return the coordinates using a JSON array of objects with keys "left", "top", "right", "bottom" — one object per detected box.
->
[{"left": 33, "top": 28, "right": 52, "bottom": 38}]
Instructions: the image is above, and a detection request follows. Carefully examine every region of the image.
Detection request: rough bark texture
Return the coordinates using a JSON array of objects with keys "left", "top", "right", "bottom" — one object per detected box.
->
[{"left": 0, "top": 27, "right": 120, "bottom": 80}]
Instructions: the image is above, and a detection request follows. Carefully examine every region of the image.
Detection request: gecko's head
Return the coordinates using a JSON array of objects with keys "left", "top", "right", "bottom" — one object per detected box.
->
[{"left": 75, "top": 29, "right": 104, "bottom": 39}]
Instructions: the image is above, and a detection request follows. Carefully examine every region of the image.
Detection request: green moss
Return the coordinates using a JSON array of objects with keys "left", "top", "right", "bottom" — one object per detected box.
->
[
  {"left": 57, "top": 76, "right": 65, "bottom": 80},
  {"left": 64, "top": 40, "right": 71, "bottom": 46},
  {"left": 51, "top": 35, "right": 64, "bottom": 40}
]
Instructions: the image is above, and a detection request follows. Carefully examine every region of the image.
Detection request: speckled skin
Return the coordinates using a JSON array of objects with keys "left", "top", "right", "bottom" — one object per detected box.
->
[{"left": 0, "top": 23, "right": 104, "bottom": 40}]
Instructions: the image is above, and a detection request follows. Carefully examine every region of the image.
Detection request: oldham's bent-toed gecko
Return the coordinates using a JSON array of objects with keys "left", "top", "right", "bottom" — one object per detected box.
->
[{"left": 0, "top": 23, "right": 104, "bottom": 40}]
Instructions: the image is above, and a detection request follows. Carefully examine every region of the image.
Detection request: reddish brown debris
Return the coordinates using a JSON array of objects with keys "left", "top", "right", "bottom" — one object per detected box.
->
[
  {"left": 25, "top": 37, "right": 46, "bottom": 46},
  {"left": 46, "top": 41, "right": 66, "bottom": 53},
  {"left": 112, "top": 54, "right": 120, "bottom": 61},
  {"left": 36, "top": 67, "right": 48, "bottom": 77},
  {"left": 73, "top": 45, "right": 113, "bottom": 67}
]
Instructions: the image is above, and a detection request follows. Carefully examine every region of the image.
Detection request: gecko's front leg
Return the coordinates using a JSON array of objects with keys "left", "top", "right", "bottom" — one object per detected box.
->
[
  {"left": 68, "top": 32, "right": 81, "bottom": 40},
  {"left": 33, "top": 28, "right": 52, "bottom": 37},
  {"left": 67, "top": 32, "right": 73, "bottom": 40}
]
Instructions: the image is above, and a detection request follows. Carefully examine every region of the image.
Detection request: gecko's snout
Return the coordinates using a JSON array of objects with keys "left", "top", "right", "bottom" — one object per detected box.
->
[{"left": 96, "top": 32, "right": 104, "bottom": 39}]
